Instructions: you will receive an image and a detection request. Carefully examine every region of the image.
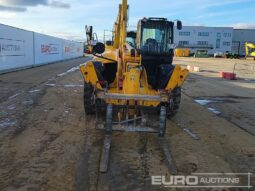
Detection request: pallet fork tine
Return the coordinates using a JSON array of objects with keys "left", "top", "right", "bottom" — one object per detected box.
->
[{"left": 98, "top": 104, "right": 178, "bottom": 174}]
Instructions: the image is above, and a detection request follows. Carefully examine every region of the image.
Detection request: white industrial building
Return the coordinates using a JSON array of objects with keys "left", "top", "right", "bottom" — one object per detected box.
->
[
  {"left": 174, "top": 26, "right": 233, "bottom": 55},
  {"left": 174, "top": 26, "right": 255, "bottom": 56},
  {"left": 232, "top": 29, "right": 255, "bottom": 56}
]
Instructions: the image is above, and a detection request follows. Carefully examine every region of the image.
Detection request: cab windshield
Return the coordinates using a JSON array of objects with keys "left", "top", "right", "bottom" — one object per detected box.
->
[
  {"left": 126, "top": 37, "right": 136, "bottom": 48},
  {"left": 141, "top": 24, "right": 172, "bottom": 55}
]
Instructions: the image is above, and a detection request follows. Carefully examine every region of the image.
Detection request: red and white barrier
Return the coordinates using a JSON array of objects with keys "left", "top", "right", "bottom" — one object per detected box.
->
[
  {"left": 220, "top": 72, "right": 236, "bottom": 80},
  {"left": 187, "top": 65, "right": 200, "bottom": 72}
]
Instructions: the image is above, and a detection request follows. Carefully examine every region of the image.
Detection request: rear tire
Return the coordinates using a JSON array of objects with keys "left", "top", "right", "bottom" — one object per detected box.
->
[
  {"left": 166, "top": 87, "right": 181, "bottom": 118},
  {"left": 84, "top": 82, "right": 95, "bottom": 115}
]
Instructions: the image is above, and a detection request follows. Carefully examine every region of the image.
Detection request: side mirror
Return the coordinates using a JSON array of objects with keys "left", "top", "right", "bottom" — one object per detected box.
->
[
  {"left": 177, "top": 20, "right": 182, "bottom": 30},
  {"left": 93, "top": 42, "right": 105, "bottom": 54}
]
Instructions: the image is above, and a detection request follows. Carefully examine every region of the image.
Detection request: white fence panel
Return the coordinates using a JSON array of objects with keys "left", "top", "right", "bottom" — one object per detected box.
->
[
  {"left": 0, "top": 24, "right": 34, "bottom": 72},
  {"left": 34, "top": 33, "right": 62, "bottom": 66},
  {"left": 0, "top": 24, "right": 84, "bottom": 74},
  {"left": 62, "top": 40, "right": 83, "bottom": 59},
  {"left": 75, "top": 42, "right": 84, "bottom": 57}
]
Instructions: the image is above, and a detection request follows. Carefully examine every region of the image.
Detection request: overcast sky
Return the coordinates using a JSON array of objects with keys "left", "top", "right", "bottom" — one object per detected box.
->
[{"left": 0, "top": 0, "right": 255, "bottom": 42}]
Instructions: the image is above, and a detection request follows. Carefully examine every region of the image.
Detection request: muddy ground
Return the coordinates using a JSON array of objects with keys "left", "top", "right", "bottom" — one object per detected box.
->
[{"left": 0, "top": 57, "right": 254, "bottom": 191}]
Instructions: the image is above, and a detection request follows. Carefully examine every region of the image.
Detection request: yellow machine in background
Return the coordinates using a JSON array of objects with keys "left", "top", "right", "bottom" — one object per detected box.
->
[
  {"left": 245, "top": 42, "right": 255, "bottom": 60},
  {"left": 175, "top": 48, "right": 190, "bottom": 57},
  {"left": 84, "top": 26, "right": 98, "bottom": 54},
  {"left": 80, "top": 0, "right": 188, "bottom": 172}
]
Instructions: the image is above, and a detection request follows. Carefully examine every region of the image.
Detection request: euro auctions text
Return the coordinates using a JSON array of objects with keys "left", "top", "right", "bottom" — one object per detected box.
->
[{"left": 151, "top": 173, "right": 253, "bottom": 188}]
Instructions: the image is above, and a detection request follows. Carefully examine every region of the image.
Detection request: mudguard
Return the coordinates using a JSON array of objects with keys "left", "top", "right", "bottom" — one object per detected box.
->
[
  {"left": 80, "top": 61, "right": 104, "bottom": 90},
  {"left": 166, "top": 65, "right": 189, "bottom": 90}
]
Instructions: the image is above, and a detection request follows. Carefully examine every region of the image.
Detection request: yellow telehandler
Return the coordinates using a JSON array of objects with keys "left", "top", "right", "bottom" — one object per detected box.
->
[
  {"left": 245, "top": 42, "right": 255, "bottom": 61},
  {"left": 80, "top": 0, "right": 188, "bottom": 173}
]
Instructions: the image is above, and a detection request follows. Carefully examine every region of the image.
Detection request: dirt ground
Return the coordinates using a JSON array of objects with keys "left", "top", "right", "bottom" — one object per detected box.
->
[{"left": 0, "top": 57, "right": 254, "bottom": 191}]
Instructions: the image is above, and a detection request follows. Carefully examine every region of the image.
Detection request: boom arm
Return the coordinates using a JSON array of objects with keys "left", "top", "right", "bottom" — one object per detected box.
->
[{"left": 113, "top": 0, "right": 128, "bottom": 49}]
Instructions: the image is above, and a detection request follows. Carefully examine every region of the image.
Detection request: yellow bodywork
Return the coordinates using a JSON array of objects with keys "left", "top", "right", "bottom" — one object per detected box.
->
[{"left": 80, "top": 57, "right": 188, "bottom": 107}]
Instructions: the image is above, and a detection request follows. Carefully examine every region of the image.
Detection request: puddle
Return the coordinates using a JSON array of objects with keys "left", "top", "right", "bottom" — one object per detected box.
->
[
  {"left": 194, "top": 99, "right": 216, "bottom": 106},
  {"left": 46, "top": 84, "right": 83, "bottom": 88},
  {"left": 29, "top": 89, "right": 41, "bottom": 93},
  {"left": 195, "top": 99, "right": 222, "bottom": 115},
  {"left": 57, "top": 66, "right": 79, "bottom": 77},
  {"left": 22, "top": 100, "right": 34, "bottom": 106},
  {"left": 48, "top": 77, "right": 56, "bottom": 81},
  {"left": 63, "top": 84, "right": 83, "bottom": 88},
  {"left": 0, "top": 119, "right": 16, "bottom": 129},
  {"left": 8, "top": 93, "right": 20, "bottom": 99},
  {"left": 7, "top": 104, "right": 16, "bottom": 110},
  {"left": 183, "top": 128, "right": 200, "bottom": 140},
  {"left": 208, "top": 108, "right": 221, "bottom": 115},
  {"left": 46, "top": 84, "right": 56, "bottom": 87}
]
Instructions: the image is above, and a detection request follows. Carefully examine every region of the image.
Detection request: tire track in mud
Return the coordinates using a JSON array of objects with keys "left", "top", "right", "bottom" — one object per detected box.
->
[
  {"left": 94, "top": 129, "right": 172, "bottom": 191},
  {"left": 99, "top": 134, "right": 143, "bottom": 190},
  {"left": 139, "top": 133, "right": 150, "bottom": 190},
  {"left": 74, "top": 116, "right": 103, "bottom": 191},
  {"left": 0, "top": 86, "right": 50, "bottom": 190}
]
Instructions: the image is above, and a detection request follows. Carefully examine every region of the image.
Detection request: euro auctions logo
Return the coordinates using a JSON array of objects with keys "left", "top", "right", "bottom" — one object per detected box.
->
[
  {"left": 152, "top": 173, "right": 253, "bottom": 189},
  {"left": 0, "top": 38, "right": 25, "bottom": 56},
  {"left": 41, "top": 44, "right": 59, "bottom": 55},
  {"left": 152, "top": 175, "right": 199, "bottom": 187}
]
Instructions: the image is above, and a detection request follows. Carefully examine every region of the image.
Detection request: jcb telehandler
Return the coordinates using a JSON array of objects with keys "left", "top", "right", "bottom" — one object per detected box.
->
[
  {"left": 80, "top": 0, "right": 189, "bottom": 173},
  {"left": 245, "top": 42, "right": 255, "bottom": 61}
]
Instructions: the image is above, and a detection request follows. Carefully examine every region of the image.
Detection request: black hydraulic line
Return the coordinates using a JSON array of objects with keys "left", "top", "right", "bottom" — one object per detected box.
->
[{"left": 93, "top": 53, "right": 117, "bottom": 63}]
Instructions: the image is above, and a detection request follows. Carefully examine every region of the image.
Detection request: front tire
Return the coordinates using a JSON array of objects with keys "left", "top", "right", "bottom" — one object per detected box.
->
[{"left": 166, "top": 87, "right": 181, "bottom": 118}]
